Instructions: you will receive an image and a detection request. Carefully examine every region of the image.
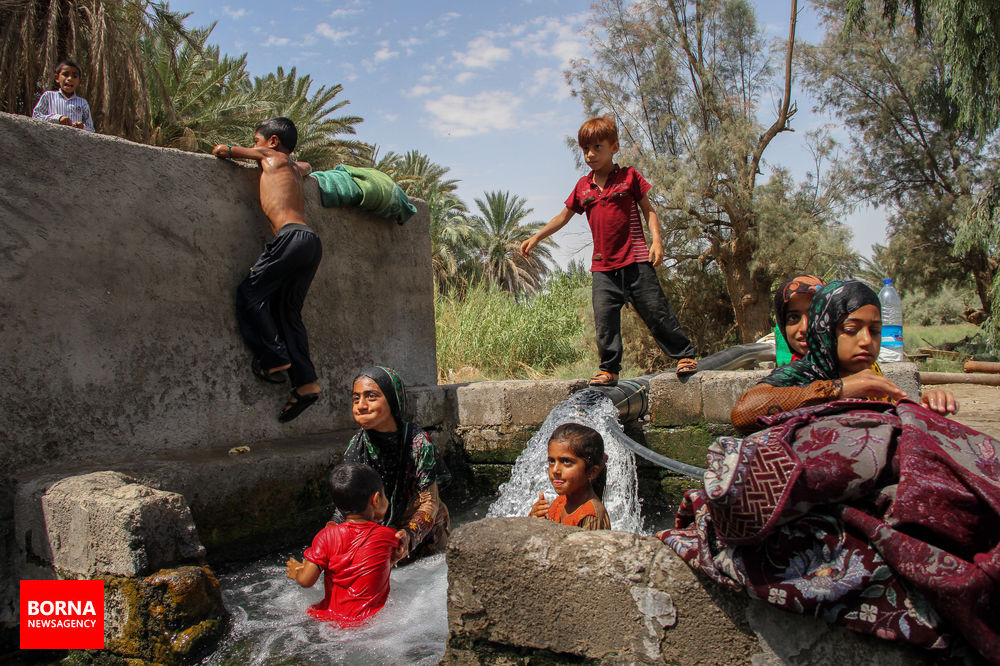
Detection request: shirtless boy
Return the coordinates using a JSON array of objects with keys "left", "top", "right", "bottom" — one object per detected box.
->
[{"left": 212, "top": 117, "right": 323, "bottom": 422}]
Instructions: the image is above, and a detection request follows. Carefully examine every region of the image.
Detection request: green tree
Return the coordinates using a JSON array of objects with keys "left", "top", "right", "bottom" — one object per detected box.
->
[
  {"left": 145, "top": 26, "right": 263, "bottom": 151},
  {"left": 566, "top": 0, "right": 853, "bottom": 342},
  {"left": 468, "top": 191, "right": 555, "bottom": 296},
  {"left": 1, "top": 0, "right": 190, "bottom": 140},
  {"left": 804, "top": 0, "right": 999, "bottom": 316}
]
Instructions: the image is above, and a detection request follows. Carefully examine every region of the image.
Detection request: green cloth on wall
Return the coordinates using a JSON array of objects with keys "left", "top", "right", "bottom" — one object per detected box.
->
[
  {"left": 339, "top": 165, "right": 418, "bottom": 225},
  {"left": 309, "top": 167, "right": 363, "bottom": 208}
]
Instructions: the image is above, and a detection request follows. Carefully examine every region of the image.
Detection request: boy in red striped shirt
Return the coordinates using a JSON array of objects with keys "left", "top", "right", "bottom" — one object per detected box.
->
[{"left": 521, "top": 116, "right": 697, "bottom": 384}]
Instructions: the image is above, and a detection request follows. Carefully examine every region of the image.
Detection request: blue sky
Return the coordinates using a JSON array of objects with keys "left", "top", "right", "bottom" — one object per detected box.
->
[{"left": 168, "top": 0, "right": 888, "bottom": 265}]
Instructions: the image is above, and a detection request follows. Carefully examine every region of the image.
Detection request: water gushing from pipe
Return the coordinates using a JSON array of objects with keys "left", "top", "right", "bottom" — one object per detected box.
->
[{"left": 486, "top": 389, "right": 644, "bottom": 533}]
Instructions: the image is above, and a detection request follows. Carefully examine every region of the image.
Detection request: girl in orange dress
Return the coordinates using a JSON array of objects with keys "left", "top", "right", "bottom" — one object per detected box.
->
[{"left": 529, "top": 423, "right": 611, "bottom": 530}]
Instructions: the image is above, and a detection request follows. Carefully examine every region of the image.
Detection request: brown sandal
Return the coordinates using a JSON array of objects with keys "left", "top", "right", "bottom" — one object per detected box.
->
[
  {"left": 676, "top": 358, "right": 698, "bottom": 377},
  {"left": 589, "top": 370, "right": 619, "bottom": 386}
]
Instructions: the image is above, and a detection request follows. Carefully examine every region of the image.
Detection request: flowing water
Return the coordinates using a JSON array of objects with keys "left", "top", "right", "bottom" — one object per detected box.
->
[
  {"left": 200, "top": 552, "right": 449, "bottom": 665},
  {"left": 201, "top": 389, "right": 644, "bottom": 663},
  {"left": 487, "top": 389, "right": 645, "bottom": 533}
]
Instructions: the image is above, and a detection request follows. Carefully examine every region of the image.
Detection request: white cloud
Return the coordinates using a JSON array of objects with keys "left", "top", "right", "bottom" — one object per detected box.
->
[
  {"left": 330, "top": 7, "right": 363, "bottom": 18},
  {"left": 381, "top": 112, "right": 399, "bottom": 122},
  {"left": 263, "top": 35, "right": 290, "bottom": 47},
  {"left": 222, "top": 6, "right": 246, "bottom": 19},
  {"left": 513, "top": 17, "right": 587, "bottom": 68},
  {"left": 374, "top": 45, "right": 399, "bottom": 63},
  {"left": 453, "top": 36, "right": 511, "bottom": 69},
  {"left": 424, "top": 92, "right": 522, "bottom": 137},
  {"left": 529, "top": 67, "right": 572, "bottom": 101},
  {"left": 315, "top": 23, "right": 355, "bottom": 42},
  {"left": 455, "top": 71, "right": 475, "bottom": 84},
  {"left": 407, "top": 84, "right": 438, "bottom": 97}
]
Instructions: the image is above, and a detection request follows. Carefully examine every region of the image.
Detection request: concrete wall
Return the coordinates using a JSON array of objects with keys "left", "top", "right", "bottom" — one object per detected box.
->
[{"left": 1, "top": 111, "right": 436, "bottom": 474}]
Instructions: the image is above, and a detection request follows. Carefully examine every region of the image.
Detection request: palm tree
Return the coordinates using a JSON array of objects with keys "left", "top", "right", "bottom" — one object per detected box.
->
[
  {"left": 145, "top": 26, "right": 265, "bottom": 151},
  {"left": 1, "top": 0, "right": 191, "bottom": 140},
  {"left": 251, "top": 67, "right": 366, "bottom": 170},
  {"left": 427, "top": 190, "right": 477, "bottom": 294},
  {"left": 468, "top": 190, "right": 555, "bottom": 295}
]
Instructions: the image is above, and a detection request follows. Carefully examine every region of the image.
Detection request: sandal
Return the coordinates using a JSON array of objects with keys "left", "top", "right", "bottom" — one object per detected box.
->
[
  {"left": 676, "top": 358, "right": 698, "bottom": 377},
  {"left": 252, "top": 358, "right": 287, "bottom": 384},
  {"left": 588, "top": 370, "right": 619, "bottom": 386},
  {"left": 278, "top": 388, "right": 320, "bottom": 423}
]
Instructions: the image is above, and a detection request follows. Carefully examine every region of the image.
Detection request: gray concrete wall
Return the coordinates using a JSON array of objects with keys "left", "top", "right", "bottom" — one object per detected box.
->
[{"left": 0, "top": 111, "right": 436, "bottom": 473}]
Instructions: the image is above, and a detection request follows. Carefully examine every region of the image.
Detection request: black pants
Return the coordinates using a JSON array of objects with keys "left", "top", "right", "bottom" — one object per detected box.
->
[
  {"left": 592, "top": 262, "right": 695, "bottom": 374},
  {"left": 236, "top": 224, "right": 323, "bottom": 386}
]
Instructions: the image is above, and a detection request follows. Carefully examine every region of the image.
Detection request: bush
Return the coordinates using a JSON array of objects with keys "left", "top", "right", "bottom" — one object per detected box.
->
[
  {"left": 435, "top": 272, "right": 590, "bottom": 380},
  {"left": 902, "top": 285, "right": 978, "bottom": 326}
]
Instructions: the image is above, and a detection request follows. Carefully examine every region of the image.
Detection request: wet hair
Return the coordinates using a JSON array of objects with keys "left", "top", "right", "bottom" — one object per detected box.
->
[
  {"left": 549, "top": 422, "right": 607, "bottom": 500},
  {"left": 577, "top": 116, "right": 618, "bottom": 148},
  {"left": 256, "top": 116, "right": 298, "bottom": 152},
  {"left": 328, "top": 462, "right": 384, "bottom": 515},
  {"left": 54, "top": 60, "right": 81, "bottom": 81}
]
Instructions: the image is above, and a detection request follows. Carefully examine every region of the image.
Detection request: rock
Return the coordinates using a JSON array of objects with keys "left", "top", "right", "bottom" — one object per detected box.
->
[
  {"left": 445, "top": 517, "right": 932, "bottom": 664},
  {"left": 16, "top": 471, "right": 204, "bottom": 577}
]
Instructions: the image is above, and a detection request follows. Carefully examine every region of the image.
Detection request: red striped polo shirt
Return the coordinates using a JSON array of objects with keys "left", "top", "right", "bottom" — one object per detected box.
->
[{"left": 565, "top": 164, "right": 651, "bottom": 272}]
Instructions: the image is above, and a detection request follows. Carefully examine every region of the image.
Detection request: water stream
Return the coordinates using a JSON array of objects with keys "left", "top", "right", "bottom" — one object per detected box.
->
[
  {"left": 487, "top": 388, "right": 645, "bottom": 533},
  {"left": 201, "top": 389, "right": 645, "bottom": 663}
]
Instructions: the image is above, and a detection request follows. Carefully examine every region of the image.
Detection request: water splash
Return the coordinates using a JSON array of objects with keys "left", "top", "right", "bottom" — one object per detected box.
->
[
  {"left": 201, "top": 553, "right": 448, "bottom": 665},
  {"left": 487, "top": 389, "right": 644, "bottom": 533}
]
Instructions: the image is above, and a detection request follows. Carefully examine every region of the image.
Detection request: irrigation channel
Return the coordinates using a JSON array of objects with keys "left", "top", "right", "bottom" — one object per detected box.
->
[{"left": 197, "top": 341, "right": 779, "bottom": 664}]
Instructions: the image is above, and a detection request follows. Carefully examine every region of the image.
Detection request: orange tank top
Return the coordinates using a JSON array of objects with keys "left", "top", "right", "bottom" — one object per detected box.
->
[{"left": 546, "top": 495, "right": 598, "bottom": 527}]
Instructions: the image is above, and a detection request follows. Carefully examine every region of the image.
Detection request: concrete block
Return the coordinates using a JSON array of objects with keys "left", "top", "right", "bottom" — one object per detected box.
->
[
  {"left": 505, "top": 379, "right": 587, "bottom": 425},
  {"left": 16, "top": 471, "right": 204, "bottom": 577},
  {"left": 408, "top": 385, "right": 450, "bottom": 428},
  {"left": 445, "top": 517, "right": 933, "bottom": 664},
  {"left": 701, "top": 371, "right": 763, "bottom": 424},
  {"left": 456, "top": 382, "right": 510, "bottom": 426},
  {"left": 648, "top": 373, "right": 703, "bottom": 426}
]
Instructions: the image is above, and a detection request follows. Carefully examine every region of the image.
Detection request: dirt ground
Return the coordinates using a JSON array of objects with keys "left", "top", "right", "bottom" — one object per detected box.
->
[{"left": 933, "top": 383, "right": 1000, "bottom": 440}]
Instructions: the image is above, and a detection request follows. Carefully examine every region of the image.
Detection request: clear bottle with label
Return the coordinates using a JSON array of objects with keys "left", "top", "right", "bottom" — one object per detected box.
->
[{"left": 878, "top": 278, "right": 904, "bottom": 362}]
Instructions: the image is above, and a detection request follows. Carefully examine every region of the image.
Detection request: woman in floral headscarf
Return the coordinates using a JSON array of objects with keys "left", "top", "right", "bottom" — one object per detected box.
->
[
  {"left": 773, "top": 273, "right": 826, "bottom": 365},
  {"left": 731, "top": 280, "right": 957, "bottom": 433},
  {"left": 343, "top": 366, "right": 450, "bottom": 562}
]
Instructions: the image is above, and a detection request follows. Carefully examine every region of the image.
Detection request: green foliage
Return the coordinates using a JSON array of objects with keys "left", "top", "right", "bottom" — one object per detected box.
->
[
  {"left": 956, "top": 183, "right": 1000, "bottom": 352},
  {"left": 146, "top": 26, "right": 262, "bottom": 151},
  {"left": 902, "top": 285, "right": 979, "bottom": 325},
  {"left": 1, "top": 0, "right": 192, "bottom": 140},
  {"left": 805, "top": 0, "right": 999, "bottom": 323},
  {"left": 435, "top": 272, "right": 590, "bottom": 379},
  {"left": 467, "top": 191, "right": 555, "bottom": 296},
  {"left": 847, "top": 0, "right": 1000, "bottom": 135}
]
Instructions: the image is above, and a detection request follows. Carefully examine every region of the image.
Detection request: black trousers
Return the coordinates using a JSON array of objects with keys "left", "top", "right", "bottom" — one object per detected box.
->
[
  {"left": 236, "top": 224, "right": 323, "bottom": 386},
  {"left": 592, "top": 262, "right": 695, "bottom": 374}
]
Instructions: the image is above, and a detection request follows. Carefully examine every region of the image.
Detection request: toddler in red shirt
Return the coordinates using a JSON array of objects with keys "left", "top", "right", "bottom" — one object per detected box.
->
[
  {"left": 285, "top": 463, "right": 403, "bottom": 626},
  {"left": 521, "top": 116, "right": 697, "bottom": 384}
]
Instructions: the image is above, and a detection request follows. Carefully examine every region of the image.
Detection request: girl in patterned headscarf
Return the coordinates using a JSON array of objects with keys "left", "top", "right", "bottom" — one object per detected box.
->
[
  {"left": 773, "top": 273, "right": 826, "bottom": 365},
  {"left": 732, "top": 280, "right": 957, "bottom": 432},
  {"left": 343, "top": 366, "right": 450, "bottom": 562}
]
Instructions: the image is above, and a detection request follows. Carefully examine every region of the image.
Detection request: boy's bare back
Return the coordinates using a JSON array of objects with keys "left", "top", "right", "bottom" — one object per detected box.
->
[{"left": 213, "top": 140, "right": 312, "bottom": 236}]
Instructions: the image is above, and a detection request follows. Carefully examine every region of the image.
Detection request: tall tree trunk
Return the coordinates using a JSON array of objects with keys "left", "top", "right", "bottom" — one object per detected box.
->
[{"left": 716, "top": 237, "right": 774, "bottom": 343}]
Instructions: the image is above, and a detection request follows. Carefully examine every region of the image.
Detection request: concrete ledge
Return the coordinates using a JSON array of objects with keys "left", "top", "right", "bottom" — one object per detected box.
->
[
  {"left": 455, "top": 380, "right": 587, "bottom": 428},
  {"left": 445, "top": 518, "right": 932, "bottom": 664}
]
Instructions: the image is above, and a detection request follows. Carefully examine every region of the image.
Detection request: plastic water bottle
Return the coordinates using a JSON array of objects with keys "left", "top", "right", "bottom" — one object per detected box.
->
[{"left": 878, "top": 278, "right": 904, "bottom": 362}]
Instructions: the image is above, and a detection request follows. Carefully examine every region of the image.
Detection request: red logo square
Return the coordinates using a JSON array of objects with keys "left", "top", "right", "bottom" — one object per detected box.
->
[{"left": 20, "top": 580, "right": 104, "bottom": 649}]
